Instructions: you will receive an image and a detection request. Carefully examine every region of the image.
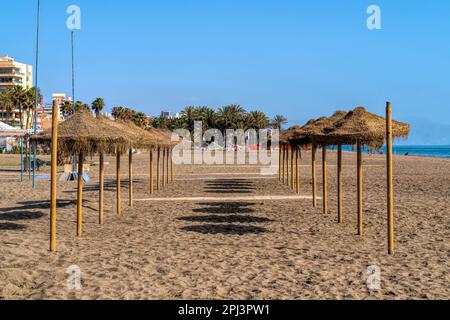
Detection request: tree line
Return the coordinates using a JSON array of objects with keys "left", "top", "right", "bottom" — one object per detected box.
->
[
  {"left": 0, "top": 86, "right": 42, "bottom": 129},
  {"left": 112, "top": 104, "right": 288, "bottom": 132},
  {"left": 1, "top": 88, "right": 288, "bottom": 134}
]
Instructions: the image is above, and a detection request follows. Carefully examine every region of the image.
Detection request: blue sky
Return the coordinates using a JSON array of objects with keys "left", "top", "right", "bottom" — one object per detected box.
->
[{"left": 2, "top": 0, "right": 450, "bottom": 144}]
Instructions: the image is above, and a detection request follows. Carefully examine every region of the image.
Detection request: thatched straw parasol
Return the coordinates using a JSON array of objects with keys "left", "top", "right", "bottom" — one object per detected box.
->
[
  {"left": 281, "top": 111, "right": 348, "bottom": 209},
  {"left": 97, "top": 117, "right": 177, "bottom": 210},
  {"left": 287, "top": 111, "right": 348, "bottom": 147},
  {"left": 33, "top": 110, "right": 131, "bottom": 156},
  {"left": 32, "top": 110, "right": 134, "bottom": 239},
  {"left": 281, "top": 104, "right": 410, "bottom": 255},
  {"left": 317, "top": 106, "right": 410, "bottom": 149}
]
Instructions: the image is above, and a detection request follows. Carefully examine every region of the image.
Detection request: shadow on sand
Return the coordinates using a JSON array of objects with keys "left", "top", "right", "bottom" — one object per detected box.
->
[{"left": 181, "top": 224, "right": 267, "bottom": 235}]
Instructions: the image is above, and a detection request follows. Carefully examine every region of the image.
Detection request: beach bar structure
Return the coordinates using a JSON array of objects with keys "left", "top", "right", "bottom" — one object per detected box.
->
[{"left": 283, "top": 104, "right": 410, "bottom": 255}]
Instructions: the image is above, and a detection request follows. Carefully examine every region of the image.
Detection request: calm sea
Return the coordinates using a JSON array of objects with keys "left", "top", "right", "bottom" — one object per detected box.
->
[{"left": 341, "top": 145, "right": 450, "bottom": 159}]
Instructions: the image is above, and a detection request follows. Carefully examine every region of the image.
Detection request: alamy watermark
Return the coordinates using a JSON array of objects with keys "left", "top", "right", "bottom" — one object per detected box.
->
[
  {"left": 366, "top": 265, "right": 381, "bottom": 290},
  {"left": 66, "top": 5, "right": 82, "bottom": 30},
  {"left": 67, "top": 265, "right": 82, "bottom": 290},
  {"left": 171, "top": 122, "right": 280, "bottom": 175},
  {"left": 367, "top": 5, "right": 382, "bottom": 30}
]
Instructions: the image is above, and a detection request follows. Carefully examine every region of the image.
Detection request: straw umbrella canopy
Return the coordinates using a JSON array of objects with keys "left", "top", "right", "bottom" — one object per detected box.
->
[
  {"left": 33, "top": 110, "right": 131, "bottom": 156},
  {"left": 32, "top": 110, "right": 133, "bottom": 237},
  {"left": 287, "top": 111, "right": 349, "bottom": 147},
  {"left": 314, "top": 107, "right": 410, "bottom": 149},
  {"left": 282, "top": 111, "right": 348, "bottom": 209},
  {"left": 311, "top": 106, "right": 410, "bottom": 235}
]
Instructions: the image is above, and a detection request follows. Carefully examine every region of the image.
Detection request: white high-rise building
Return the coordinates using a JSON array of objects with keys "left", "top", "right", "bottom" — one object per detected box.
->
[
  {"left": 0, "top": 56, "right": 33, "bottom": 92},
  {"left": 0, "top": 56, "right": 34, "bottom": 128}
]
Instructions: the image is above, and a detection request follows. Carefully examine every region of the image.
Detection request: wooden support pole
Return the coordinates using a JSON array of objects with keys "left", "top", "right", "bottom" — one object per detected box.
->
[
  {"left": 157, "top": 147, "right": 161, "bottom": 191},
  {"left": 150, "top": 148, "right": 154, "bottom": 194},
  {"left": 281, "top": 146, "right": 286, "bottom": 184},
  {"left": 337, "top": 144, "right": 343, "bottom": 223},
  {"left": 322, "top": 146, "right": 328, "bottom": 214},
  {"left": 49, "top": 99, "right": 58, "bottom": 252},
  {"left": 165, "top": 148, "right": 169, "bottom": 185},
  {"left": 312, "top": 144, "right": 317, "bottom": 207},
  {"left": 357, "top": 142, "right": 363, "bottom": 236},
  {"left": 170, "top": 148, "right": 174, "bottom": 183},
  {"left": 386, "top": 102, "right": 395, "bottom": 255},
  {"left": 290, "top": 146, "right": 294, "bottom": 189},
  {"left": 99, "top": 153, "right": 104, "bottom": 225},
  {"left": 285, "top": 147, "right": 289, "bottom": 186},
  {"left": 116, "top": 151, "right": 121, "bottom": 215},
  {"left": 129, "top": 148, "right": 133, "bottom": 207},
  {"left": 296, "top": 147, "right": 300, "bottom": 194},
  {"left": 162, "top": 148, "right": 166, "bottom": 187},
  {"left": 278, "top": 146, "right": 282, "bottom": 182},
  {"left": 76, "top": 151, "right": 84, "bottom": 237}
]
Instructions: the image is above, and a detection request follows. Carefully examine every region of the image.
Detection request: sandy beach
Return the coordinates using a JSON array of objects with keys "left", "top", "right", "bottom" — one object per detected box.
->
[{"left": 0, "top": 151, "right": 449, "bottom": 300}]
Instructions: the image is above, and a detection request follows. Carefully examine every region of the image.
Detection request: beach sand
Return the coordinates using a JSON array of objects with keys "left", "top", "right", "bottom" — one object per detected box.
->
[{"left": 0, "top": 151, "right": 449, "bottom": 300}]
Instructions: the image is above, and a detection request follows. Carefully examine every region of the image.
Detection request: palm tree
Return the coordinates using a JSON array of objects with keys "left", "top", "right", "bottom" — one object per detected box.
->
[
  {"left": 0, "top": 90, "right": 14, "bottom": 122},
  {"left": 75, "top": 101, "right": 90, "bottom": 113},
  {"left": 23, "top": 87, "right": 42, "bottom": 130},
  {"left": 62, "top": 100, "right": 73, "bottom": 118},
  {"left": 271, "top": 115, "right": 288, "bottom": 130},
  {"left": 132, "top": 112, "right": 148, "bottom": 128},
  {"left": 180, "top": 106, "right": 198, "bottom": 132},
  {"left": 218, "top": 104, "right": 246, "bottom": 132},
  {"left": 247, "top": 111, "right": 270, "bottom": 130},
  {"left": 91, "top": 97, "right": 105, "bottom": 117},
  {"left": 9, "top": 86, "right": 27, "bottom": 129},
  {"left": 111, "top": 106, "right": 124, "bottom": 120},
  {"left": 197, "top": 106, "right": 217, "bottom": 132}
]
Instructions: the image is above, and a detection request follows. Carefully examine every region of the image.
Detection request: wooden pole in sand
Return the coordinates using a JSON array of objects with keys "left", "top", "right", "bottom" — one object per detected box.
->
[
  {"left": 170, "top": 148, "right": 174, "bottom": 183},
  {"left": 322, "top": 146, "right": 328, "bottom": 214},
  {"left": 290, "top": 146, "right": 294, "bottom": 189},
  {"left": 156, "top": 147, "right": 161, "bottom": 191},
  {"left": 165, "top": 147, "right": 170, "bottom": 185},
  {"left": 116, "top": 151, "right": 121, "bottom": 215},
  {"left": 312, "top": 144, "right": 317, "bottom": 207},
  {"left": 49, "top": 99, "right": 58, "bottom": 252},
  {"left": 285, "top": 147, "right": 289, "bottom": 186},
  {"left": 281, "top": 146, "right": 286, "bottom": 184},
  {"left": 128, "top": 148, "right": 133, "bottom": 207},
  {"left": 296, "top": 147, "right": 300, "bottom": 194},
  {"left": 278, "top": 146, "right": 282, "bottom": 182},
  {"left": 162, "top": 148, "right": 166, "bottom": 188},
  {"left": 76, "top": 151, "right": 84, "bottom": 237},
  {"left": 99, "top": 153, "right": 104, "bottom": 225},
  {"left": 337, "top": 144, "right": 343, "bottom": 223},
  {"left": 386, "top": 102, "right": 394, "bottom": 255},
  {"left": 150, "top": 148, "right": 154, "bottom": 194},
  {"left": 286, "top": 147, "right": 290, "bottom": 188},
  {"left": 357, "top": 142, "right": 363, "bottom": 236}
]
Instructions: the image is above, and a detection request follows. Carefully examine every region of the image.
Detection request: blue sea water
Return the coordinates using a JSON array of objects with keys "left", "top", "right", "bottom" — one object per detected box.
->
[
  {"left": 390, "top": 146, "right": 450, "bottom": 159},
  {"left": 340, "top": 145, "right": 450, "bottom": 159}
]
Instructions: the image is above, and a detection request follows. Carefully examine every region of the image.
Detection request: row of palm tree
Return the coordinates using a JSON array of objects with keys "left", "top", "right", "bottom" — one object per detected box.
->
[
  {"left": 151, "top": 105, "right": 288, "bottom": 133},
  {"left": 111, "top": 106, "right": 148, "bottom": 128},
  {"left": 61, "top": 97, "right": 105, "bottom": 118},
  {"left": 0, "top": 86, "right": 42, "bottom": 129}
]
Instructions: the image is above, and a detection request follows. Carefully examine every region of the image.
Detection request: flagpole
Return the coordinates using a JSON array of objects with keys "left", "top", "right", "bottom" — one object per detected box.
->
[{"left": 32, "top": 0, "right": 40, "bottom": 189}]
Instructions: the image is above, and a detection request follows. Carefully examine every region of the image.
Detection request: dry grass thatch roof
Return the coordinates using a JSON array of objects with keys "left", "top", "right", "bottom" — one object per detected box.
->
[
  {"left": 287, "top": 111, "right": 348, "bottom": 146},
  {"left": 287, "top": 107, "right": 410, "bottom": 149},
  {"left": 98, "top": 117, "right": 176, "bottom": 148},
  {"left": 32, "top": 110, "right": 131, "bottom": 156},
  {"left": 318, "top": 107, "right": 410, "bottom": 149}
]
